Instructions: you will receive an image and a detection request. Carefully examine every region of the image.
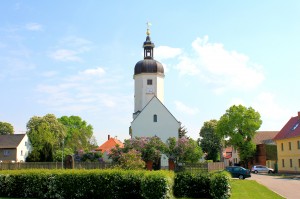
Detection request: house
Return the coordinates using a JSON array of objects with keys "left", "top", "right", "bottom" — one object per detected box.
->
[
  {"left": 0, "top": 134, "right": 32, "bottom": 162},
  {"left": 251, "top": 131, "right": 278, "bottom": 170},
  {"left": 223, "top": 146, "right": 239, "bottom": 167},
  {"left": 274, "top": 112, "right": 300, "bottom": 173},
  {"left": 95, "top": 135, "right": 124, "bottom": 162}
]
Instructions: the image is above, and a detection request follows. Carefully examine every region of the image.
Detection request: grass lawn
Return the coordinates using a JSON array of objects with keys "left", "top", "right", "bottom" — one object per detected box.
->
[{"left": 230, "top": 179, "right": 284, "bottom": 199}]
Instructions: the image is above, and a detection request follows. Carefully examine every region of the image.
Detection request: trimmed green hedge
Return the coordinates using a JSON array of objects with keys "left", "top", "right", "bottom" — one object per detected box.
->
[
  {"left": 0, "top": 169, "right": 174, "bottom": 199},
  {"left": 0, "top": 169, "right": 231, "bottom": 199},
  {"left": 173, "top": 171, "right": 231, "bottom": 199}
]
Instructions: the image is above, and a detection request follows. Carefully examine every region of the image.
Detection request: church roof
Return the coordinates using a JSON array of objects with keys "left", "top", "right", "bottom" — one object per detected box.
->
[{"left": 131, "top": 95, "right": 180, "bottom": 124}]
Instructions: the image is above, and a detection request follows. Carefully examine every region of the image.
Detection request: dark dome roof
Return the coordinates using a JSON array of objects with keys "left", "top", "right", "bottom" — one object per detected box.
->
[{"left": 134, "top": 59, "right": 164, "bottom": 75}]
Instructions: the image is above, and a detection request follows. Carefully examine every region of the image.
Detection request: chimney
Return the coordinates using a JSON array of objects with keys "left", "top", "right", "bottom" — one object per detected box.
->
[{"left": 108, "top": 134, "right": 110, "bottom": 140}]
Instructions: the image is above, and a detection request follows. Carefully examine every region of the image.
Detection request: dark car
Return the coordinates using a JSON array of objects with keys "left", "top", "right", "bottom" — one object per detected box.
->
[{"left": 225, "top": 166, "right": 251, "bottom": 179}]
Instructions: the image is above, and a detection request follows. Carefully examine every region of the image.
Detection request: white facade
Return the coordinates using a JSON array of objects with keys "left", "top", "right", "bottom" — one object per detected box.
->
[
  {"left": 133, "top": 73, "right": 164, "bottom": 119},
  {"left": 16, "top": 134, "right": 32, "bottom": 162},
  {"left": 131, "top": 96, "right": 180, "bottom": 142}
]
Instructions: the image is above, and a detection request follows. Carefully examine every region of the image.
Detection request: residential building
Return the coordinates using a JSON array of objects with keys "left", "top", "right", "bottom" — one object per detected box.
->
[
  {"left": 251, "top": 131, "right": 278, "bottom": 170},
  {"left": 223, "top": 146, "right": 239, "bottom": 167},
  {"left": 0, "top": 134, "right": 32, "bottom": 162},
  {"left": 95, "top": 135, "right": 124, "bottom": 162},
  {"left": 274, "top": 112, "right": 300, "bottom": 173}
]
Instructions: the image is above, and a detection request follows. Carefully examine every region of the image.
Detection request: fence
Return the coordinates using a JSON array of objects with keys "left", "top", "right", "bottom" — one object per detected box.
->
[
  {"left": 0, "top": 162, "right": 113, "bottom": 170},
  {"left": 175, "top": 162, "right": 224, "bottom": 172}
]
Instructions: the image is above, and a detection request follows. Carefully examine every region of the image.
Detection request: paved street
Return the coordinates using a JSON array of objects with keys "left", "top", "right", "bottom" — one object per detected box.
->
[{"left": 249, "top": 173, "right": 300, "bottom": 199}]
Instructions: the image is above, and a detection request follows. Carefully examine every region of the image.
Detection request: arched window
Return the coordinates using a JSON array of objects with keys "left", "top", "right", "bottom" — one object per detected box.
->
[{"left": 153, "top": 114, "right": 157, "bottom": 122}]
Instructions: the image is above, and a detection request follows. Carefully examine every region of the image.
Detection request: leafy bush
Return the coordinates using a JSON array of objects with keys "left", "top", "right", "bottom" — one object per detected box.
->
[
  {"left": 173, "top": 171, "right": 210, "bottom": 198},
  {"left": 210, "top": 171, "right": 231, "bottom": 199},
  {"left": 0, "top": 169, "right": 174, "bottom": 199}
]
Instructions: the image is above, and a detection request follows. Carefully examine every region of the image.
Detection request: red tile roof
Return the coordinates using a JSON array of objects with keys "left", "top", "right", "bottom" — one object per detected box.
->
[
  {"left": 95, "top": 137, "right": 124, "bottom": 153},
  {"left": 253, "top": 131, "right": 278, "bottom": 144},
  {"left": 274, "top": 113, "right": 300, "bottom": 140},
  {"left": 223, "top": 147, "right": 232, "bottom": 159}
]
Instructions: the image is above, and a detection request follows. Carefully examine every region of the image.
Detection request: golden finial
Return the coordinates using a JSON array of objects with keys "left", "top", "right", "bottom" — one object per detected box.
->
[{"left": 146, "top": 22, "right": 152, "bottom": 36}]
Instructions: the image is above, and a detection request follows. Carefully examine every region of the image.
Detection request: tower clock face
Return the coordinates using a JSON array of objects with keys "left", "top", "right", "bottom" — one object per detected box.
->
[{"left": 146, "top": 87, "right": 153, "bottom": 93}]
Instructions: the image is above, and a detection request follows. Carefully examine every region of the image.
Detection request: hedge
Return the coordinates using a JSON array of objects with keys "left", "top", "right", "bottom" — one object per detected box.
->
[
  {"left": 0, "top": 169, "right": 231, "bottom": 199},
  {"left": 173, "top": 171, "right": 231, "bottom": 199},
  {"left": 0, "top": 169, "right": 174, "bottom": 199}
]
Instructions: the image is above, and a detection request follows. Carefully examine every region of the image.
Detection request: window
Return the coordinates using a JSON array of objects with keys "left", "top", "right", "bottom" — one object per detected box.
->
[
  {"left": 298, "top": 159, "right": 300, "bottom": 168},
  {"left": 281, "top": 143, "right": 284, "bottom": 151},
  {"left": 153, "top": 114, "right": 157, "bottom": 122},
  {"left": 282, "top": 159, "right": 285, "bottom": 167},
  {"left": 289, "top": 142, "right": 292, "bottom": 150},
  {"left": 298, "top": 141, "right": 300, "bottom": 149},
  {"left": 25, "top": 141, "right": 27, "bottom": 146},
  {"left": 21, "top": 150, "right": 23, "bottom": 156},
  {"left": 3, "top": 150, "right": 10, "bottom": 157},
  {"left": 290, "top": 159, "right": 293, "bottom": 167},
  {"left": 147, "top": 79, "right": 152, "bottom": 85}
]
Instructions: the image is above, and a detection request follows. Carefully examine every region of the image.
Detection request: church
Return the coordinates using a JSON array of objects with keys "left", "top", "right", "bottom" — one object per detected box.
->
[{"left": 130, "top": 26, "right": 181, "bottom": 142}]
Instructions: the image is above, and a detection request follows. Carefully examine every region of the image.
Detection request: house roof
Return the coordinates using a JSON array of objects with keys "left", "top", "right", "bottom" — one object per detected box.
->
[
  {"left": 223, "top": 146, "right": 232, "bottom": 159},
  {"left": 0, "top": 134, "right": 26, "bottom": 149},
  {"left": 253, "top": 131, "right": 279, "bottom": 145},
  {"left": 274, "top": 112, "right": 300, "bottom": 140},
  {"left": 95, "top": 136, "right": 124, "bottom": 153}
]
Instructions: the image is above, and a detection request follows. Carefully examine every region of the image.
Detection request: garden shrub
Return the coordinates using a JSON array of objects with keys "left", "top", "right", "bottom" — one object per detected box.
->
[
  {"left": 173, "top": 171, "right": 210, "bottom": 198},
  {"left": 0, "top": 169, "right": 174, "bottom": 199},
  {"left": 210, "top": 171, "right": 231, "bottom": 199}
]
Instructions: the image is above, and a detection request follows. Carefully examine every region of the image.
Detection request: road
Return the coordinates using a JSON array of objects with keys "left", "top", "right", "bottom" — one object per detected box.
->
[{"left": 249, "top": 173, "right": 300, "bottom": 199}]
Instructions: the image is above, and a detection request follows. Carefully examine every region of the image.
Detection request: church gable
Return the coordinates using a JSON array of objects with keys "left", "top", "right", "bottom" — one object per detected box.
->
[{"left": 131, "top": 96, "right": 180, "bottom": 141}]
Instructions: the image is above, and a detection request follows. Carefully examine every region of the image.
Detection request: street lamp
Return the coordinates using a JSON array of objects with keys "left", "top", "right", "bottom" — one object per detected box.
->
[{"left": 61, "top": 138, "right": 64, "bottom": 169}]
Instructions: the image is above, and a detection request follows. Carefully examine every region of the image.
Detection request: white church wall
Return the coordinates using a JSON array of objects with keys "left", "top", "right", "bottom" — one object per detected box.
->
[{"left": 131, "top": 97, "right": 180, "bottom": 142}]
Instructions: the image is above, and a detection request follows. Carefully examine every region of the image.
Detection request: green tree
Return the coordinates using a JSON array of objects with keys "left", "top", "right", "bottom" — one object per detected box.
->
[
  {"left": 117, "top": 149, "right": 145, "bottom": 170},
  {"left": 199, "top": 119, "right": 222, "bottom": 162},
  {"left": 58, "top": 116, "right": 95, "bottom": 152},
  {"left": 178, "top": 125, "right": 188, "bottom": 138},
  {"left": 26, "top": 114, "right": 66, "bottom": 162},
  {"left": 0, "top": 121, "right": 14, "bottom": 135},
  {"left": 166, "top": 137, "right": 203, "bottom": 164},
  {"left": 216, "top": 105, "right": 262, "bottom": 167}
]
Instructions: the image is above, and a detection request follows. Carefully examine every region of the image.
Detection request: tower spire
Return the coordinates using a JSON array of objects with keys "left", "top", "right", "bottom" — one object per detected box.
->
[{"left": 143, "top": 22, "right": 154, "bottom": 59}]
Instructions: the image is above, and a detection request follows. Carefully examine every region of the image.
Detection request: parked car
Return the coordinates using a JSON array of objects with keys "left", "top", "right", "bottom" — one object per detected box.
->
[
  {"left": 225, "top": 166, "right": 251, "bottom": 179},
  {"left": 251, "top": 165, "right": 274, "bottom": 174}
]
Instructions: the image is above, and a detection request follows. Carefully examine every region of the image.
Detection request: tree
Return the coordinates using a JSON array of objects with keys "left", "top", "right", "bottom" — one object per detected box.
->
[
  {"left": 199, "top": 119, "right": 222, "bottom": 162},
  {"left": 166, "top": 136, "right": 203, "bottom": 164},
  {"left": 178, "top": 125, "right": 188, "bottom": 138},
  {"left": 58, "top": 116, "right": 95, "bottom": 152},
  {"left": 0, "top": 121, "right": 14, "bottom": 135},
  {"left": 117, "top": 149, "right": 145, "bottom": 170},
  {"left": 26, "top": 114, "right": 66, "bottom": 162},
  {"left": 216, "top": 105, "right": 262, "bottom": 167}
]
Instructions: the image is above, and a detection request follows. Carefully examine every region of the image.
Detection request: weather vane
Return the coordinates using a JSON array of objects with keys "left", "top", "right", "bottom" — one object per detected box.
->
[{"left": 146, "top": 21, "right": 152, "bottom": 36}]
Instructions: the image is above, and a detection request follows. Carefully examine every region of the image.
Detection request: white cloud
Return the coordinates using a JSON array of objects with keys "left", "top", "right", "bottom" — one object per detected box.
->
[
  {"left": 50, "top": 49, "right": 82, "bottom": 62},
  {"left": 174, "top": 100, "right": 199, "bottom": 115},
  {"left": 253, "top": 92, "right": 291, "bottom": 121},
  {"left": 49, "top": 36, "right": 92, "bottom": 62},
  {"left": 176, "top": 36, "right": 265, "bottom": 93},
  {"left": 81, "top": 67, "right": 105, "bottom": 77},
  {"left": 25, "top": 23, "right": 43, "bottom": 31},
  {"left": 155, "top": 46, "right": 182, "bottom": 60}
]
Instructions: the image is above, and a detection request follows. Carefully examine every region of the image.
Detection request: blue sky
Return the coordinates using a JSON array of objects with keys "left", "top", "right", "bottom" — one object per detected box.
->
[{"left": 1, "top": 1, "right": 300, "bottom": 145}]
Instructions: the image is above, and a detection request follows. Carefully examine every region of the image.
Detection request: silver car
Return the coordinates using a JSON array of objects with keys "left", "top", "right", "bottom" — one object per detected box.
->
[{"left": 251, "top": 165, "right": 274, "bottom": 174}]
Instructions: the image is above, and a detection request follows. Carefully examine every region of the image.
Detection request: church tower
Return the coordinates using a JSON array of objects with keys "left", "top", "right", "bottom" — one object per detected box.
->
[{"left": 133, "top": 24, "right": 165, "bottom": 119}]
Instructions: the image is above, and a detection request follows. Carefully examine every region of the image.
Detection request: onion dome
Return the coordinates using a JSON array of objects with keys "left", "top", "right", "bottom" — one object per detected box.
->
[{"left": 134, "top": 25, "right": 164, "bottom": 75}]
